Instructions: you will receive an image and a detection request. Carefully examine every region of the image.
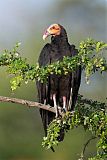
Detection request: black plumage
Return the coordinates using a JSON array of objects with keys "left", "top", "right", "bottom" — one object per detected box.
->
[{"left": 36, "top": 24, "right": 81, "bottom": 144}]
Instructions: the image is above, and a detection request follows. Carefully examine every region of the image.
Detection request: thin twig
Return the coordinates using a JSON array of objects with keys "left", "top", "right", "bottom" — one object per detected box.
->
[{"left": 80, "top": 136, "right": 97, "bottom": 159}]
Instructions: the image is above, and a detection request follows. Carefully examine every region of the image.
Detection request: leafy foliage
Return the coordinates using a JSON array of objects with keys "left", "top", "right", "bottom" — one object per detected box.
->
[
  {"left": 0, "top": 38, "right": 107, "bottom": 159},
  {"left": 42, "top": 95, "right": 107, "bottom": 160},
  {"left": 42, "top": 111, "right": 80, "bottom": 149},
  {"left": 0, "top": 39, "right": 106, "bottom": 90}
]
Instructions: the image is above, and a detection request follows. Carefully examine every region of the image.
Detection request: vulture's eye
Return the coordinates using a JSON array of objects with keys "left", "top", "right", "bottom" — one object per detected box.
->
[{"left": 52, "top": 26, "right": 55, "bottom": 29}]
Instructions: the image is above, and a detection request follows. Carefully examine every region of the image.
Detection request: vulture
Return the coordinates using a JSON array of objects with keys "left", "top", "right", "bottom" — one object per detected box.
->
[{"left": 36, "top": 24, "right": 81, "bottom": 146}]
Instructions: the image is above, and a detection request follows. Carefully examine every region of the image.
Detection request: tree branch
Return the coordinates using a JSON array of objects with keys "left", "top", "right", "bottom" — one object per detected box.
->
[
  {"left": 0, "top": 96, "right": 61, "bottom": 115},
  {"left": 0, "top": 95, "right": 106, "bottom": 115}
]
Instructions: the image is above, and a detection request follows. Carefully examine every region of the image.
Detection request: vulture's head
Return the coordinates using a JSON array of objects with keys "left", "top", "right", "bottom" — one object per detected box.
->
[{"left": 43, "top": 24, "right": 67, "bottom": 40}]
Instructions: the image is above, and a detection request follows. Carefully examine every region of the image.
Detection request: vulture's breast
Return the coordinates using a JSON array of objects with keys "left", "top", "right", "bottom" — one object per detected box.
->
[{"left": 50, "top": 45, "right": 71, "bottom": 63}]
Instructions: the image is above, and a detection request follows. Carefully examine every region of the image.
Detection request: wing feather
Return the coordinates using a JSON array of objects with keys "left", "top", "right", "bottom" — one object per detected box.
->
[
  {"left": 70, "top": 45, "right": 81, "bottom": 110},
  {"left": 36, "top": 43, "right": 55, "bottom": 136}
]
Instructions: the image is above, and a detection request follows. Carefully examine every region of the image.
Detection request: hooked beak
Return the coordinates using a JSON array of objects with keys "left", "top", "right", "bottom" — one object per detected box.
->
[{"left": 43, "top": 30, "right": 50, "bottom": 40}]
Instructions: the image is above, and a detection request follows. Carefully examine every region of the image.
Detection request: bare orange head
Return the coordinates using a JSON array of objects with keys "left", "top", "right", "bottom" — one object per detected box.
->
[{"left": 43, "top": 24, "right": 61, "bottom": 40}]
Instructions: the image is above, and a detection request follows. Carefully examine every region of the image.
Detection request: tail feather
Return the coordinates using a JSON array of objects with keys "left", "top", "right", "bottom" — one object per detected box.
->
[
  {"left": 51, "top": 146, "right": 55, "bottom": 152},
  {"left": 40, "top": 108, "right": 65, "bottom": 149},
  {"left": 57, "top": 128, "right": 65, "bottom": 142},
  {"left": 40, "top": 109, "right": 55, "bottom": 136}
]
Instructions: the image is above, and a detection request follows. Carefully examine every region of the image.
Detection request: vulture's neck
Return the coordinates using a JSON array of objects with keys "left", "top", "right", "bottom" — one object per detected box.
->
[{"left": 51, "top": 30, "right": 68, "bottom": 46}]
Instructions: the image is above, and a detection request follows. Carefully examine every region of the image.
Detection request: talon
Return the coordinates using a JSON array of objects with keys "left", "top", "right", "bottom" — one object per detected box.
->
[{"left": 62, "top": 108, "right": 66, "bottom": 113}]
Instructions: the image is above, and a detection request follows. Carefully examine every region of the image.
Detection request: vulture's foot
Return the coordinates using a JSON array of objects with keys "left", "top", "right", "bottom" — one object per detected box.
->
[
  {"left": 53, "top": 94, "right": 59, "bottom": 118},
  {"left": 62, "top": 96, "right": 68, "bottom": 112}
]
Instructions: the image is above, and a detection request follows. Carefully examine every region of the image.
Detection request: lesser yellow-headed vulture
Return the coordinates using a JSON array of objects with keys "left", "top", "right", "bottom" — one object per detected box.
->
[{"left": 37, "top": 24, "right": 81, "bottom": 143}]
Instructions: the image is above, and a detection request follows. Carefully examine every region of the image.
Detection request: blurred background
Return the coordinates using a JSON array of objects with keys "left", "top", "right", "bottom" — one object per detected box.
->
[{"left": 0, "top": 0, "right": 106, "bottom": 159}]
